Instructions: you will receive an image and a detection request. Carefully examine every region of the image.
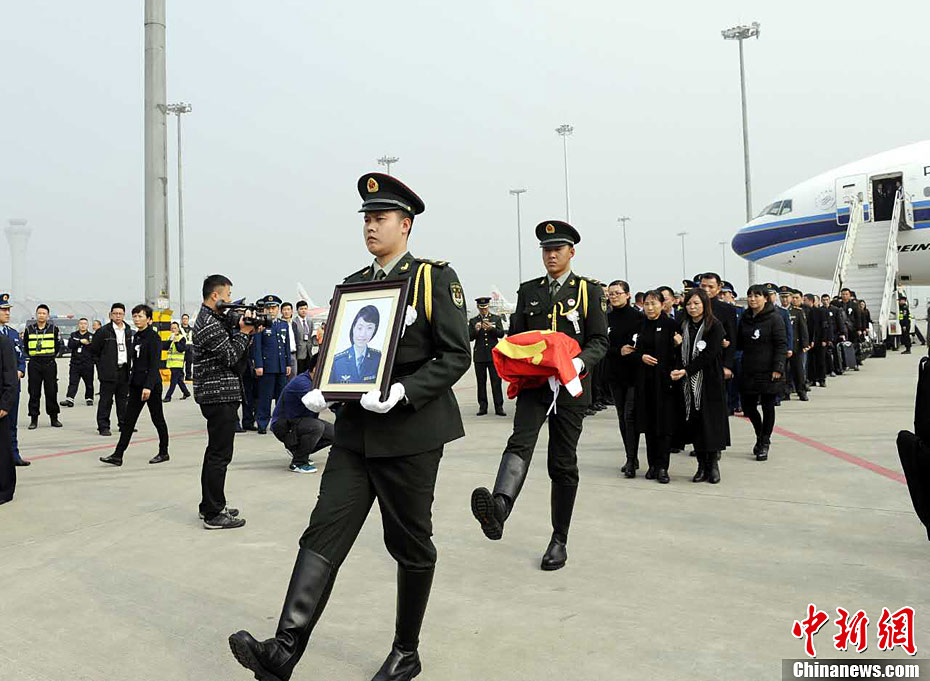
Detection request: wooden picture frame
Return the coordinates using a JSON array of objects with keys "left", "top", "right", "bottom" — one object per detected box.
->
[{"left": 313, "top": 278, "right": 411, "bottom": 400}]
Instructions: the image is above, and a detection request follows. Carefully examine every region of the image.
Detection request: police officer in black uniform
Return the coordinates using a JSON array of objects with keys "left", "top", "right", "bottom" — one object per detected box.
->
[
  {"left": 470, "top": 220, "right": 608, "bottom": 571},
  {"left": 60, "top": 317, "right": 95, "bottom": 407},
  {"left": 228, "top": 173, "right": 471, "bottom": 681},
  {"left": 779, "top": 285, "right": 810, "bottom": 401},
  {"left": 469, "top": 296, "right": 506, "bottom": 416}
]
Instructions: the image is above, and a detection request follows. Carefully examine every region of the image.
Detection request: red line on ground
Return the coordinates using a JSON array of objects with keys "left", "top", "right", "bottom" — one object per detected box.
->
[
  {"left": 769, "top": 424, "right": 906, "bottom": 485},
  {"left": 24, "top": 429, "right": 206, "bottom": 461}
]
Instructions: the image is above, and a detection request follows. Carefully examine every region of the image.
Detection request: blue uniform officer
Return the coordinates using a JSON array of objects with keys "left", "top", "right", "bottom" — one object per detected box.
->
[
  {"left": 252, "top": 294, "right": 291, "bottom": 434},
  {"left": 0, "top": 293, "right": 29, "bottom": 466}
]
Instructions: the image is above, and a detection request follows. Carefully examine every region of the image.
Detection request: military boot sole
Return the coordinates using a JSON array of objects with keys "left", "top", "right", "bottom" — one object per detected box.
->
[
  {"left": 470, "top": 487, "right": 503, "bottom": 540},
  {"left": 228, "top": 631, "right": 286, "bottom": 681}
]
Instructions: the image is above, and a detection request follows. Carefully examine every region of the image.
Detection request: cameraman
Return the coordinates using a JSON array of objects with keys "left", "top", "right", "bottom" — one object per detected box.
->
[{"left": 193, "top": 274, "right": 260, "bottom": 530}]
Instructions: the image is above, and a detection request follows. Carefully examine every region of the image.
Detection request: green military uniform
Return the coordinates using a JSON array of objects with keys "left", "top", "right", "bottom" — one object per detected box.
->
[
  {"left": 229, "top": 173, "right": 470, "bottom": 681},
  {"left": 468, "top": 297, "right": 506, "bottom": 416},
  {"left": 471, "top": 220, "right": 608, "bottom": 572}
]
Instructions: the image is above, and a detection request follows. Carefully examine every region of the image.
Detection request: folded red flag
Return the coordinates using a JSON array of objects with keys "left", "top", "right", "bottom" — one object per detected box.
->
[{"left": 492, "top": 330, "right": 583, "bottom": 400}]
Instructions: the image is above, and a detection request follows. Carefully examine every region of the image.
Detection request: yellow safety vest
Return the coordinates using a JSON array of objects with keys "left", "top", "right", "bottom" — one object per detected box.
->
[
  {"left": 166, "top": 340, "right": 185, "bottom": 369},
  {"left": 27, "top": 326, "right": 56, "bottom": 357}
]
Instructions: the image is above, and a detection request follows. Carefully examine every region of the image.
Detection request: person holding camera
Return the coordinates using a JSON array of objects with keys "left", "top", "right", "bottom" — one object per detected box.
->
[
  {"left": 193, "top": 274, "right": 260, "bottom": 530},
  {"left": 468, "top": 296, "right": 506, "bottom": 416},
  {"left": 228, "top": 173, "right": 471, "bottom": 681}
]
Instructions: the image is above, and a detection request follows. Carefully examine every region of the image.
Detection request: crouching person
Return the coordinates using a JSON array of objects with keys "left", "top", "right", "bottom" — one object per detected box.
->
[{"left": 270, "top": 367, "right": 334, "bottom": 473}]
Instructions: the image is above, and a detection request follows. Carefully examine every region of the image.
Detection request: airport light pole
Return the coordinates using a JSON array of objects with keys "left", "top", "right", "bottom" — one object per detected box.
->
[
  {"left": 719, "top": 240, "right": 728, "bottom": 280},
  {"left": 510, "top": 188, "right": 527, "bottom": 285},
  {"left": 377, "top": 155, "right": 399, "bottom": 176},
  {"left": 167, "top": 102, "right": 192, "bottom": 315},
  {"left": 722, "top": 21, "right": 760, "bottom": 286},
  {"left": 618, "top": 216, "right": 631, "bottom": 280},
  {"left": 676, "top": 231, "right": 688, "bottom": 281},
  {"left": 555, "top": 124, "right": 573, "bottom": 221}
]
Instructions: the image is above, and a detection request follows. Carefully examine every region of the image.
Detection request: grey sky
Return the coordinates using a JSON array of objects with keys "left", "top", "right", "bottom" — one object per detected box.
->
[{"left": 3, "top": 0, "right": 929, "bottom": 310}]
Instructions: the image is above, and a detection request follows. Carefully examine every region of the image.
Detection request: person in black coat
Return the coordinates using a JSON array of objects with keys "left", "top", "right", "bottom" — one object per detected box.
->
[
  {"left": 627, "top": 290, "right": 680, "bottom": 483},
  {"left": 671, "top": 288, "right": 729, "bottom": 484},
  {"left": 468, "top": 297, "right": 506, "bottom": 416},
  {"left": 605, "top": 280, "right": 644, "bottom": 476},
  {"left": 737, "top": 285, "right": 787, "bottom": 461},
  {"left": 804, "top": 294, "right": 828, "bottom": 388},
  {"left": 90, "top": 303, "right": 134, "bottom": 436},
  {"left": 99, "top": 304, "right": 169, "bottom": 465},
  {"left": 61, "top": 317, "right": 95, "bottom": 407},
  {"left": 0, "top": 333, "right": 18, "bottom": 504}
]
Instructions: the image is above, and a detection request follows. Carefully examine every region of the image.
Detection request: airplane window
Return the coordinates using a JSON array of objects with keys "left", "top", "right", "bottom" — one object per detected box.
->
[
  {"left": 779, "top": 199, "right": 793, "bottom": 215},
  {"left": 755, "top": 202, "right": 777, "bottom": 218},
  {"left": 765, "top": 201, "right": 783, "bottom": 216}
]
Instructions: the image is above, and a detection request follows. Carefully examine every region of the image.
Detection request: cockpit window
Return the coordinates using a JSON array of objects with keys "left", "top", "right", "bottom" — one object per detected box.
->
[
  {"left": 755, "top": 200, "right": 792, "bottom": 218},
  {"left": 778, "top": 199, "right": 793, "bottom": 215}
]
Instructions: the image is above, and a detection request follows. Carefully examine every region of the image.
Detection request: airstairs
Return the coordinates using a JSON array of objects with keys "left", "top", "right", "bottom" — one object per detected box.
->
[{"left": 831, "top": 191, "right": 903, "bottom": 342}]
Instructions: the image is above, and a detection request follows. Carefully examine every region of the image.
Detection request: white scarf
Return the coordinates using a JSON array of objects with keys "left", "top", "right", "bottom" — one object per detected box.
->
[{"left": 681, "top": 320, "right": 705, "bottom": 420}]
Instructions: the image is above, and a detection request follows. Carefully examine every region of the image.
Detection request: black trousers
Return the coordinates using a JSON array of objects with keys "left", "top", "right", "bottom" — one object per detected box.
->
[
  {"left": 270, "top": 416, "right": 335, "bottom": 466},
  {"left": 299, "top": 446, "right": 442, "bottom": 571},
  {"left": 184, "top": 353, "right": 193, "bottom": 381},
  {"left": 809, "top": 344, "right": 826, "bottom": 383},
  {"left": 502, "top": 388, "right": 584, "bottom": 487},
  {"left": 742, "top": 392, "right": 777, "bottom": 440},
  {"left": 240, "top": 369, "right": 256, "bottom": 428},
  {"left": 97, "top": 366, "right": 130, "bottom": 431},
  {"left": 788, "top": 353, "right": 807, "bottom": 396},
  {"left": 66, "top": 363, "right": 94, "bottom": 400},
  {"left": 113, "top": 384, "right": 169, "bottom": 457},
  {"left": 609, "top": 382, "right": 639, "bottom": 460},
  {"left": 297, "top": 354, "right": 312, "bottom": 375},
  {"left": 164, "top": 368, "right": 190, "bottom": 398},
  {"left": 0, "top": 417, "right": 13, "bottom": 503},
  {"left": 474, "top": 361, "right": 503, "bottom": 411},
  {"left": 644, "top": 432, "right": 670, "bottom": 471},
  {"left": 199, "top": 401, "right": 239, "bottom": 518},
  {"left": 902, "top": 321, "right": 912, "bottom": 351},
  {"left": 27, "top": 358, "right": 59, "bottom": 417}
]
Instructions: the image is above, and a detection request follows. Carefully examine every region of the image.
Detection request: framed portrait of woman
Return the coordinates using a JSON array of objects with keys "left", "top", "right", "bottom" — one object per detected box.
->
[{"left": 313, "top": 278, "right": 411, "bottom": 400}]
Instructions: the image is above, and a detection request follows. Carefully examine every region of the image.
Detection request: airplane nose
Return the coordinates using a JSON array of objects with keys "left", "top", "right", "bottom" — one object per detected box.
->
[{"left": 731, "top": 224, "right": 754, "bottom": 258}]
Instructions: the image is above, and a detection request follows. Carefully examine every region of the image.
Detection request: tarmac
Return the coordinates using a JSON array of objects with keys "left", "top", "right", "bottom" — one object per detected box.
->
[{"left": 1, "top": 351, "right": 928, "bottom": 681}]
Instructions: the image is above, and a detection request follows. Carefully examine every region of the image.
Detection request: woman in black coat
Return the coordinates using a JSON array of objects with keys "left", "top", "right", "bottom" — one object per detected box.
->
[
  {"left": 626, "top": 290, "right": 680, "bottom": 483},
  {"left": 606, "top": 280, "right": 644, "bottom": 477},
  {"left": 737, "top": 285, "right": 787, "bottom": 461},
  {"left": 671, "top": 288, "right": 730, "bottom": 484}
]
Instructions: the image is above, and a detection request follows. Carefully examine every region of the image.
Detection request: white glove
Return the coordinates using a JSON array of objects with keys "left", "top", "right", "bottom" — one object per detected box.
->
[
  {"left": 359, "top": 382, "right": 406, "bottom": 414},
  {"left": 572, "top": 357, "right": 585, "bottom": 375},
  {"left": 301, "top": 388, "right": 327, "bottom": 413},
  {"left": 402, "top": 306, "right": 418, "bottom": 337}
]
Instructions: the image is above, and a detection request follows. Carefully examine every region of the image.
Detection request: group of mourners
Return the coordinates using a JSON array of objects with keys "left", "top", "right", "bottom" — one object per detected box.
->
[{"left": 598, "top": 274, "right": 875, "bottom": 485}]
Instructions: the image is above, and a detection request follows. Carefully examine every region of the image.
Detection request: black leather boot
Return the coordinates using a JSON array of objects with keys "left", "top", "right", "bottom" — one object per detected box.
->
[
  {"left": 623, "top": 456, "right": 636, "bottom": 478},
  {"left": 757, "top": 437, "right": 770, "bottom": 461},
  {"left": 691, "top": 452, "right": 707, "bottom": 482},
  {"left": 371, "top": 567, "right": 434, "bottom": 681},
  {"left": 229, "top": 548, "right": 334, "bottom": 681},
  {"left": 541, "top": 484, "right": 577, "bottom": 571},
  {"left": 471, "top": 452, "right": 528, "bottom": 541},
  {"left": 752, "top": 436, "right": 763, "bottom": 458},
  {"left": 706, "top": 453, "right": 720, "bottom": 484}
]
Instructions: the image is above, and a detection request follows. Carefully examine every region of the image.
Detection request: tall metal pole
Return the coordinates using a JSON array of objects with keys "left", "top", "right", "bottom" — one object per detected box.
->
[
  {"left": 719, "top": 240, "right": 728, "bottom": 280},
  {"left": 676, "top": 231, "right": 688, "bottom": 281},
  {"left": 555, "top": 124, "right": 573, "bottom": 221},
  {"left": 168, "top": 102, "right": 192, "bottom": 315},
  {"left": 377, "top": 155, "right": 399, "bottom": 176},
  {"left": 510, "top": 189, "right": 527, "bottom": 286},
  {"left": 144, "top": 0, "right": 170, "bottom": 309},
  {"left": 618, "top": 216, "right": 631, "bottom": 280}
]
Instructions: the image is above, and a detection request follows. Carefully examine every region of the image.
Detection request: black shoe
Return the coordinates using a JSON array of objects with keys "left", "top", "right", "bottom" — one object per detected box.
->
[
  {"left": 372, "top": 566, "right": 433, "bottom": 680},
  {"left": 59, "top": 398, "right": 74, "bottom": 407},
  {"left": 623, "top": 457, "right": 636, "bottom": 478},
  {"left": 228, "top": 549, "right": 333, "bottom": 681},
  {"left": 471, "top": 487, "right": 506, "bottom": 540},
  {"left": 28, "top": 418, "right": 38, "bottom": 430},
  {"left": 903, "top": 349, "right": 912, "bottom": 355},
  {"left": 257, "top": 428, "right": 267, "bottom": 435},
  {"left": 180, "top": 394, "right": 190, "bottom": 400},
  {"left": 756, "top": 440, "right": 770, "bottom": 461},
  {"left": 783, "top": 394, "right": 791, "bottom": 401},
  {"left": 199, "top": 507, "right": 240, "bottom": 520},
  {"left": 644, "top": 466, "right": 656, "bottom": 480},
  {"left": 149, "top": 453, "right": 169, "bottom": 464},
  {"left": 204, "top": 512, "right": 246, "bottom": 529},
  {"left": 86, "top": 399, "right": 94, "bottom": 406},
  {"left": 692, "top": 453, "right": 707, "bottom": 482},
  {"left": 656, "top": 468, "right": 670, "bottom": 484},
  {"left": 242, "top": 424, "right": 257, "bottom": 431},
  {"left": 162, "top": 396, "right": 171, "bottom": 403},
  {"left": 14, "top": 458, "right": 31, "bottom": 467},
  {"left": 799, "top": 393, "right": 809, "bottom": 401},
  {"left": 706, "top": 455, "right": 720, "bottom": 484},
  {"left": 372, "top": 645, "right": 422, "bottom": 681},
  {"left": 50, "top": 417, "right": 63, "bottom": 428},
  {"left": 235, "top": 424, "right": 245, "bottom": 433},
  {"left": 99, "top": 454, "right": 123, "bottom": 466},
  {"left": 494, "top": 409, "right": 507, "bottom": 417},
  {"left": 541, "top": 535, "right": 568, "bottom": 571},
  {"left": 584, "top": 407, "right": 597, "bottom": 416},
  {"left": 818, "top": 381, "right": 826, "bottom": 388},
  {"left": 752, "top": 437, "right": 762, "bottom": 458},
  {"left": 99, "top": 428, "right": 112, "bottom": 436},
  {"left": 476, "top": 409, "right": 488, "bottom": 416}
]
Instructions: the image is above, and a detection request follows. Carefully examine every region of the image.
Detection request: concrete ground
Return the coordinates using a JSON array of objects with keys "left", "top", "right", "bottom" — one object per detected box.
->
[{"left": 1, "top": 352, "right": 927, "bottom": 681}]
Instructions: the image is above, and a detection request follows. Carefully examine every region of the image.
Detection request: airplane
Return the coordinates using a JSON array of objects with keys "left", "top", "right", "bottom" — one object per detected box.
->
[
  {"left": 296, "top": 282, "right": 330, "bottom": 324},
  {"left": 489, "top": 285, "right": 517, "bottom": 316},
  {"left": 732, "top": 140, "right": 930, "bottom": 284}
]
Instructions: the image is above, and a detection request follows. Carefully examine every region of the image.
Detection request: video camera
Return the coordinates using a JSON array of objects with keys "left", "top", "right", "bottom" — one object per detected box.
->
[{"left": 217, "top": 299, "right": 276, "bottom": 330}]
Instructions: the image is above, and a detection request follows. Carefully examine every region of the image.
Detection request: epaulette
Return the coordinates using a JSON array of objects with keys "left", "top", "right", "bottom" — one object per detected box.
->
[
  {"left": 344, "top": 265, "right": 374, "bottom": 282},
  {"left": 415, "top": 258, "right": 448, "bottom": 268},
  {"left": 334, "top": 348, "right": 350, "bottom": 358},
  {"left": 580, "top": 276, "right": 603, "bottom": 286}
]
